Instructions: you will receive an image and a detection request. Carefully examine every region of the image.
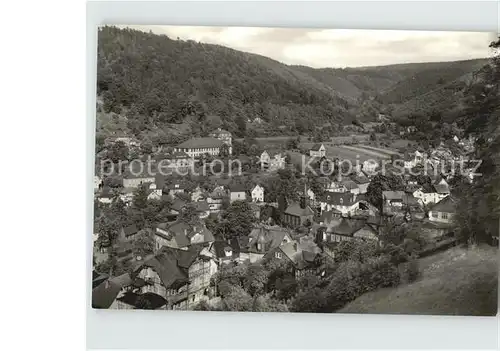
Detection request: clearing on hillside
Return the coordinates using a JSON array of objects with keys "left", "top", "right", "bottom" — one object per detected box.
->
[{"left": 339, "top": 245, "right": 498, "bottom": 316}]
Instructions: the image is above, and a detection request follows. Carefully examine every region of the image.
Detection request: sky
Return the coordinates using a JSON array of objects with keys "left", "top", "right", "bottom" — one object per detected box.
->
[{"left": 123, "top": 25, "right": 497, "bottom": 68}]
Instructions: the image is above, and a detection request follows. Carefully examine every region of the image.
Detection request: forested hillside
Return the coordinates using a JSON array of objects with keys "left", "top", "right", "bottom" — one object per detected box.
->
[
  {"left": 96, "top": 26, "right": 488, "bottom": 142},
  {"left": 97, "top": 26, "right": 353, "bottom": 140}
]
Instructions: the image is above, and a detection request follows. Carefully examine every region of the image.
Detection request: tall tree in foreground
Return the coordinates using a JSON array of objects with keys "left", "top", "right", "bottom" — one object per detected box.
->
[{"left": 455, "top": 37, "right": 500, "bottom": 245}]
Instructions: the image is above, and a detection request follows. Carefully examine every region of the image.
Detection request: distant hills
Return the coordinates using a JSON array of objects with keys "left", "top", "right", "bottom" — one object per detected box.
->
[{"left": 96, "top": 26, "right": 488, "bottom": 140}]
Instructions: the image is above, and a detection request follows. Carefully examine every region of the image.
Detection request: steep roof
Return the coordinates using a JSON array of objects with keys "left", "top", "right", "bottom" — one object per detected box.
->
[
  {"left": 229, "top": 183, "right": 247, "bottom": 192},
  {"left": 155, "top": 221, "right": 191, "bottom": 248},
  {"left": 279, "top": 239, "right": 321, "bottom": 269},
  {"left": 252, "top": 184, "right": 264, "bottom": 192},
  {"left": 321, "top": 192, "right": 357, "bottom": 206},
  {"left": 284, "top": 202, "right": 315, "bottom": 217},
  {"left": 433, "top": 183, "right": 450, "bottom": 194},
  {"left": 122, "top": 224, "right": 139, "bottom": 237},
  {"left": 351, "top": 173, "right": 370, "bottom": 185},
  {"left": 320, "top": 209, "right": 342, "bottom": 223},
  {"left": 171, "top": 198, "right": 187, "bottom": 212},
  {"left": 176, "top": 137, "right": 223, "bottom": 149},
  {"left": 341, "top": 180, "right": 359, "bottom": 190},
  {"left": 135, "top": 251, "right": 189, "bottom": 290},
  {"left": 92, "top": 271, "right": 109, "bottom": 289},
  {"left": 116, "top": 291, "right": 167, "bottom": 310},
  {"left": 91, "top": 273, "right": 132, "bottom": 309},
  {"left": 248, "top": 226, "right": 292, "bottom": 253},
  {"left": 430, "top": 196, "right": 457, "bottom": 213},
  {"left": 310, "top": 143, "right": 324, "bottom": 151},
  {"left": 383, "top": 191, "right": 405, "bottom": 201},
  {"left": 194, "top": 200, "right": 210, "bottom": 212},
  {"left": 92, "top": 280, "right": 121, "bottom": 309},
  {"left": 328, "top": 218, "right": 365, "bottom": 236}
]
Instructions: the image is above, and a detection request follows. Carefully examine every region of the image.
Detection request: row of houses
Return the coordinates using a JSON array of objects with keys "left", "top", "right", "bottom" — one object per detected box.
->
[
  {"left": 93, "top": 183, "right": 460, "bottom": 311},
  {"left": 94, "top": 135, "right": 469, "bottom": 310}
]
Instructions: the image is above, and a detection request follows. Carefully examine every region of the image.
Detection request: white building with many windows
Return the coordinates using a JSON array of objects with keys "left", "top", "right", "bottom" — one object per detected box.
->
[{"left": 174, "top": 137, "right": 224, "bottom": 158}]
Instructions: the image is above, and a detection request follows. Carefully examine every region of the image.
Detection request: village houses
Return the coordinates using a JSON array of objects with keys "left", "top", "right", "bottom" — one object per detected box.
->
[
  {"left": 206, "top": 186, "right": 227, "bottom": 213},
  {"left": 251, "top": 184, "right": 265, "bottom": 203},
  {"left": 209, "top": 128, "right": 232, "bottom": 155},
  {"left": 247, "top": 225, "right": 294, "bottom": 263},
  {"left": 282, "top": 195, "right": 315, "bottom": 227},
  {"left": 309, "top": 143, "right": 326, "bottom": 158},
  {"left": 229, "top": 184, "right": 247, "bottom": 203},
  {"left": 413, "top": 178, "right": 450, "bottom": 205},
  {"left": 173, "top": 137, "right": 224, "bottom": 158},
  {"left": 258, "top": 151, "right": 286, "bottom": 171},
  {"left": 132, "top": 245, "right": 218, "bottom": 310},
  {"left": 428, "top": 195, "right": 457, "bottom": 224},
  {"left": 320, "top": 192, "right": 360, "bottom": 216}
]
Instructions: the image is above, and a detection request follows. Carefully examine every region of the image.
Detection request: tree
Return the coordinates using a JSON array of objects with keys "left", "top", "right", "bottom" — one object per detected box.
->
[
  {"left": 140, "top": 139, "right": 154, "bottom": 154},
  {"left": 109, "top": 196, "right": 127, "bottom": 222},
  {"left": 244, "top": 264, "right": 269, "bottom": 296},
  {"left": 334, "top": 240, "right": 378, "bottom": 263},
  {"left": 220, "top": 143, "right": 230, "bottom": 158},
  {"left": 219, "top": 201, "right": 255, "bottom": 239},
  {"left": 133, "top": 229, "right": 155, "bottom": 257},
  {"left": 286, "top": 137, "right": 299, "bottom": 150},
  {"left": 96, "top": 215, "right": 120, "bottom": 244},
  {"left": 179, "top": 203, "right": 200, "bottom": 226},
  {"left": 95, "top": 133, "right": 107, "bottom": 153},
  {"left": 103, "top": 175, "right": 123, "bottom": 188},
  {"left": 454, "top": 37, "right": 500, "bottom": 245},
  {"left": 366, "top": 174, "right": 405, "bottom": 210},
  {"left": 107, "top": 140, "right": 129, "bottom": 163},
  {"left": 132, "top": 183, "right": 149, "bottom": 210},
  {"left": 235, "top": 115, "right": 247, "bottom": 137},
  {"left": 290, "top": 288, "right": 328, "bottom": 313},
  {"left": 220, "top": 285, "right": 253, "bottom": 311},
  {"left": 308, "top": 175, "right": 325, "bottom": 199}
]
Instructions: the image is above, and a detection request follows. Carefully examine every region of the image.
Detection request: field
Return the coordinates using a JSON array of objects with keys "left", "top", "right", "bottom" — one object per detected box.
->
[
  {"left": 236, "top": 135, "right": 375, "bottom": 149},
  {"left": 235, "top": 135, "right": 407, "bottom": 164},
  {"left": 340, "top": 245, "right": 499, "bottom": 316}
]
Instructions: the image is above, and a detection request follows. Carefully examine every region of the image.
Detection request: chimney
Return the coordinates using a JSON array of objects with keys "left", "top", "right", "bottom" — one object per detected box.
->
[{"left": 293, "top": 242, "right": 298, "bottom": 251}]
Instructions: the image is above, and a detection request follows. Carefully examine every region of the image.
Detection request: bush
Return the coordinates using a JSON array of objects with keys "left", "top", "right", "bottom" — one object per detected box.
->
[
  {"left": 326, "top": 257, "right": 401, "bottom": 312},
  {"left": 290, "top": 288, "right": 329, "bottom": 313},
  {"left": 402, "top": 257, "right": 420, "bottom": 283},
  {"left": 193, "top": 300, "right": 212, "bottom": 311}
]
